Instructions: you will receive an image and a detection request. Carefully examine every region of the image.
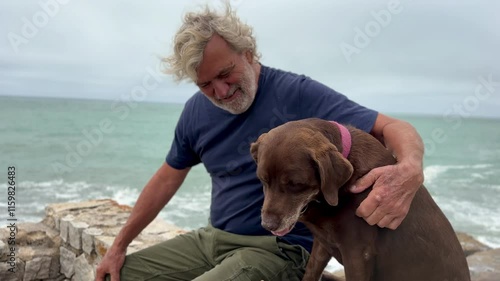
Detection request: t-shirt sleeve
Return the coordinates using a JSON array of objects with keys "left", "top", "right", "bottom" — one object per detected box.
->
[
  {"left": 299, "top": 76, "right": 378, "bottom": 133},
  {"left": 165, "top": 105, "right": 201, "bottom": 169}
]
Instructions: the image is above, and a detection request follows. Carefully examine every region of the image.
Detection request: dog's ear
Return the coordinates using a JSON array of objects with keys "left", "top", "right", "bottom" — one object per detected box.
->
[
  {"left": 250, "top": 133, "right": 267, "bottom": 163},
  {"left": 314, "top": 144, "right": 354, "bottom": 206}
]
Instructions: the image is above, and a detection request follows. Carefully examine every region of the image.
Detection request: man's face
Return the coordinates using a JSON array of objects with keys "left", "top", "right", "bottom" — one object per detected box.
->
[{"left": 196, "top": 35, "right": 258, "bottom": 114}]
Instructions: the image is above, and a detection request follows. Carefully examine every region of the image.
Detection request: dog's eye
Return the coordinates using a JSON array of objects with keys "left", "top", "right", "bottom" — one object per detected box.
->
[{"left": 287, "top": 182, "right": 308, "bottom": 193}]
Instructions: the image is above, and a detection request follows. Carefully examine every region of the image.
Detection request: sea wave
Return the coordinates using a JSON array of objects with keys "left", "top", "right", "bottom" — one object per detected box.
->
[
  {"left": 0, "top": 179, "right": 139, "bottom": 222},
  {"left": 0, "top": 179, "right": 212, "bottom": 229},
  {"left": 424, "top": 163, "right": 495, "bottom": 185},
  {"left": 435, "top": 197, "right": 500, "bottom": 248}
]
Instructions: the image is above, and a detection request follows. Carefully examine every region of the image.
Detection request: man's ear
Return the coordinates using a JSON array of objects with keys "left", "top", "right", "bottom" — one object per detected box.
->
[
  {"left": 314, "top": 144, "right": 354, "bottom": 206},
  {"left": 250, "top": 133, "right": 267, "bottom": 163}
]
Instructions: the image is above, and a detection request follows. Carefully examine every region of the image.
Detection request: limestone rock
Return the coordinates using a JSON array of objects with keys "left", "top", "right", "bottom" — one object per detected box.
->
[
  {"left": 0, "top": 258, "right": 25, "bottom": 281},
  {"left": 73, "top": 254, "right": 95, "bottom": 281},
  {"left": 82, "top": 228, "right": 103, "bottom": 255},
  {"left": 467, "top": 248, "right": 500, "bottom": 281},
  {"left": 5, "top": 198, "right": 497, "bottom": 281},
  {"left": 60, "top": 247, "right": 76, "bottom": 278},
  {"left": 23, "top": 256, "right": 52, "bottom": 280},
  {"left": 456, "top": 232, "right": 492, "bottom": 256},
  {"left": 68, "top": 221, "right": 89, "bottom": 250}
]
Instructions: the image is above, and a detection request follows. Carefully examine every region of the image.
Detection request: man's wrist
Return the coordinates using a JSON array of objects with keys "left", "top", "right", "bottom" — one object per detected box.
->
[{"left": 398, "top": 157, "right": 424, "bottom": 185}]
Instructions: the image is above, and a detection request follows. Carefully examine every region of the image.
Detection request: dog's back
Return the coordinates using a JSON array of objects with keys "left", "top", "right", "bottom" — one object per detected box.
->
[
  {"left": 339, "top": 123, "right": 470, "bottom": 281},
  {"left": 252, "top": 118, "right": 470, "bottom": 281},
  {"left": 329, "top": 121, "right": 470, "bottom": 280}
]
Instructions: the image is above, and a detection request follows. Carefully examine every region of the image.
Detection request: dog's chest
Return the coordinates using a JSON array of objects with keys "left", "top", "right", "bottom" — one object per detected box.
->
[{"left": 299, "top": 204, "right": 344, "bottom": 249}]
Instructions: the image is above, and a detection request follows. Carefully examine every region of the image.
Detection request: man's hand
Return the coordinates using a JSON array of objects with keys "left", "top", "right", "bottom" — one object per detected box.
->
[
  {"left": 95, "top": 246, "right": 126, "bottom": 281},
  {"left": 349, "top": 161, "right": 424, "bottom": 230}
]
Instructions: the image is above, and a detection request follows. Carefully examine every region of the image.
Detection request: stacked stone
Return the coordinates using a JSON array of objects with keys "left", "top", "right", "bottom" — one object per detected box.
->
[
  {"left": 0, "top": 199, "right": 499, "bottom": 281},
  {"left": 0, "top": 199, "right": 186, "bottom": 281}
]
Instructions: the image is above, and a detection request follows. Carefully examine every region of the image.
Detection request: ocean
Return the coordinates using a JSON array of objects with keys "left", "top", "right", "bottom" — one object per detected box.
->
[{"left": 1, "top": 95, "right": 499, "bottom": 270}]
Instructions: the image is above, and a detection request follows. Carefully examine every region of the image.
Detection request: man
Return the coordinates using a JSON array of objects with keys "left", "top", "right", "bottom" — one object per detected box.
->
[{"left": 96, "top": 4, "right": 424, "bottom": 281}]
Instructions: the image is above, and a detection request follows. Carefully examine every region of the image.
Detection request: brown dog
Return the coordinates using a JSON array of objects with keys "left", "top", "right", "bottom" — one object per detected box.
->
[{"left": 250, "top": 118, "right": 470, "bottom": 281}]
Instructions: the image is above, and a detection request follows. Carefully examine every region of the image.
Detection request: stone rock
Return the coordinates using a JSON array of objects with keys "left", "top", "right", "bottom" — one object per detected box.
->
[
  {"left": 94, "top": 235, "right": 115, "bottom": 258},
  {"left": 59, "top": 215, "right": 75, "bottom": 243},
  {"left": 472, "top": 271, "right": 499, "bottom": 281},
  {"left": 60, "top": 247, "right": 76, "bottom": 278},
  {"left": 0, "top": 239, "right": 6, "bottom": 261},
  {"left": 0, "top": 258, "right": 25, "bottom": 281},
  {"left": 12, "top": 199, "right": 500, "bottom": 281},
  {"left": 18, "top": 245, "right": 59, "bottom": 261},
  {"left": 82, "top": 228, "right": 103, "bottom": 255},
  {"left": 23, "top": 256, "right": 52, "bottom": 280},
  {"left": 456, "top": 232, "right": 492, "bottom": 256},
  {"left": 467, "top": 248, "right": 500, "bottom": 281},
  {"left": 69, "top": 221, "right": 89, "bottom": 250},
  {"left": 73, "top": 254, "right": 95, "bottom": 281},
  {"left": 45, "top": 200, "right": 112, "bottom": 217}
]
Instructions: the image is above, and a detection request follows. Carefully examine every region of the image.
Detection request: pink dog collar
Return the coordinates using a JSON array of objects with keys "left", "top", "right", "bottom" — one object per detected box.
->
[{"left": 330, "top": 121, "right": 351, "bottom": 158}]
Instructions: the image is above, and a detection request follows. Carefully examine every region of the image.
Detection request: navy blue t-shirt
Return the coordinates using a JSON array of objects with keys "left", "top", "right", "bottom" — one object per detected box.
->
[{"left": 166, "top": 65, "right": 378, "bottom": 252}]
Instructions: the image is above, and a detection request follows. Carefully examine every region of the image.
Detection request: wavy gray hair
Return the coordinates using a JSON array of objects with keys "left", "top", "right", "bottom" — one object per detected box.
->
[{"left": 162, "top": 3, "right": 261, "bottom": 82}]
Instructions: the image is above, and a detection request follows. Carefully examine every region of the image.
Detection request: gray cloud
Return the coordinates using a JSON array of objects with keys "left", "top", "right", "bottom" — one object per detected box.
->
[{"left": 1, "top": 0, "right": 499, "bottom": 117}]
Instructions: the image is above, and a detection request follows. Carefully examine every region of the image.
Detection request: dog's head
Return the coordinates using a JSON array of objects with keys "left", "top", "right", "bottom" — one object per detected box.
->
[{"left": 250, "top": 120, "right": 354, "bottom": 236}]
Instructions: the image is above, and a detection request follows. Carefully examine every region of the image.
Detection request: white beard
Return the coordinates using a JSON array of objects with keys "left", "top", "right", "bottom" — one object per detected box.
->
[{"left": 207, "top": 62, "right": 257, "bottom": 115}]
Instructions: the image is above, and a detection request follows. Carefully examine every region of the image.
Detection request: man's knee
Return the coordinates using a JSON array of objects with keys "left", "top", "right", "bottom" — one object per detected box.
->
[{"left": 219, "top": 248, "right": 304, "bottom": 281}]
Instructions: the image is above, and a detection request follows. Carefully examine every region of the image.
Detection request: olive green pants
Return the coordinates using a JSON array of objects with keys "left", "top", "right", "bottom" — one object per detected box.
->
[{"left": 112, "top": 225, "right": 309, "bottom": 281}]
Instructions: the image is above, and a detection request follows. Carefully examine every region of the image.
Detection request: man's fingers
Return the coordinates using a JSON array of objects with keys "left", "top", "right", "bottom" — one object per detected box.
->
[
  {"left": 95, "top": 266, "right": 119, "bottom": 281},
  {"left": 387, "top": 217, "right": 403, "bottom": 230},
  {"left": 356, "top": 193, "right": 382, "bottom": 218},
  {"left": 365, "top": 208, "right": 386, "bottom": 226},
  {"left": 110, "top": 270, "right": 120, "bottom": 281},
  {"left": 376, "top": 215, "right": 396, "bottom": 228},
  {"left": 95, "top": 268, "right": 105, "bottom": 281},
  {"left": 349, "top": 170, "right": 379, "bottom": 193}
]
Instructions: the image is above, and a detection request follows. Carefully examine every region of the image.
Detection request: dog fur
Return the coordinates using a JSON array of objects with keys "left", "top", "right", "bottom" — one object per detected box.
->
[{"left": 251, "top": 118, "right": 470, "bottom": 281}]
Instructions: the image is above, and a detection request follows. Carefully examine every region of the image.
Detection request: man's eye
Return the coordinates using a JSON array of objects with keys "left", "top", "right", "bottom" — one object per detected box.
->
[{"left": 219, "top": 72, "right": 230, "bottom": 78}]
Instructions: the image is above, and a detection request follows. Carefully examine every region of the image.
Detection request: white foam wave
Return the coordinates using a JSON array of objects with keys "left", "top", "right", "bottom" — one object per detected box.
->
[
  {"left": 112, "top": 188, "right": 140, "bottom": 207},
  {"left": 424, "top": 163, "right": 495, "bottom": 185},
  {"left": 424, "top": 165, "right": 451, "bottom": 184},
  {"left": 2, "top": 179, "right": 141, "bottom": 222},
  {"left": 160, "top": 185, "right": 211, "bottom": 229},
  {"left": 434, "top": 196, "right": 500, "bottom": 248}
]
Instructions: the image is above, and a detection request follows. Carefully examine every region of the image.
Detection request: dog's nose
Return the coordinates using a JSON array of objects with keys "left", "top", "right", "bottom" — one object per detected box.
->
[
  {"left": 262, "top": 220, "right": 278, "bottom": 231},
  {"left": 261, "top": 213, "right": 281, "bottom": 231}
]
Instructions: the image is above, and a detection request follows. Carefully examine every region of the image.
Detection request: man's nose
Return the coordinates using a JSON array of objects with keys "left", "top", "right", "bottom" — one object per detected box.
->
[{"left": 213, "top": 80, "right": 230, "bottom": 99}]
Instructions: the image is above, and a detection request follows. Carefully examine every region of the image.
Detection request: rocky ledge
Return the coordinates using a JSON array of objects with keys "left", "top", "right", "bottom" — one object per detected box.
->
[{"left": 0, "top": 199, "right": 498, "bottom": 281}]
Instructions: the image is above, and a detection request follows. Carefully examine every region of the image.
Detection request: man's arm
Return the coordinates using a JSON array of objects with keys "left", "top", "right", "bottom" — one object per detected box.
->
[
  {"left": 350, "top": 113, "right": 425, "bottom": 230},
  {"left": 95, "top": 162, "right": 190, "bottom": 281}
]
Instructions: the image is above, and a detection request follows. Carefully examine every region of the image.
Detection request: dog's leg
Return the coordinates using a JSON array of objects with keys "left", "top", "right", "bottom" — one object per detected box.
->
[
  {"left": 340, "top": 244, "right": 376, "bottom": 281},
  {"left": 302, "top": 241, "right": 332, "bottom": 281}
]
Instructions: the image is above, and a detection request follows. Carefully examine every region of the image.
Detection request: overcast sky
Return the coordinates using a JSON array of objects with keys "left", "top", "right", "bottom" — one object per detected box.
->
[{"left": 1, "top": 0, "right": 499, "bottom": 117}]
